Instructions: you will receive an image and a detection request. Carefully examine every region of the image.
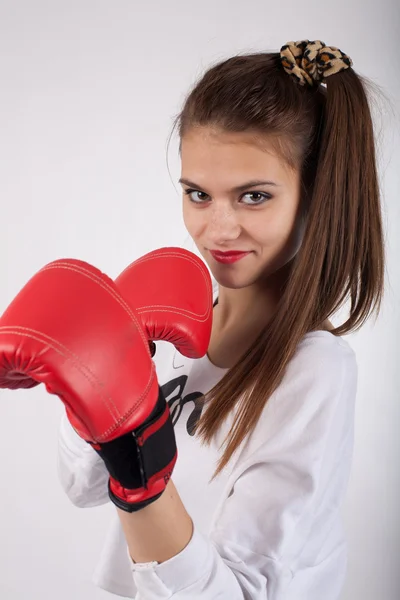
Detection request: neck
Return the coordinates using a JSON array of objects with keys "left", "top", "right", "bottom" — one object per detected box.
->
[{"left": 214, "top": 262, "right": 291, "bottom": 333}]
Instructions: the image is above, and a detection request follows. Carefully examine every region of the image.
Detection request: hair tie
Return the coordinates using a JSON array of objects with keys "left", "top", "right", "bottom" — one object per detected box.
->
[{"left": 280, "top": 39, "right": 353, "bottom": 87}]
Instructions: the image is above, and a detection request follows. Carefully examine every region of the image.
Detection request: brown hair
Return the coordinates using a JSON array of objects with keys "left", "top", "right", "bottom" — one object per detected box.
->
[{"left": 171, "top": 51, "right": 387, "bottom": 480}]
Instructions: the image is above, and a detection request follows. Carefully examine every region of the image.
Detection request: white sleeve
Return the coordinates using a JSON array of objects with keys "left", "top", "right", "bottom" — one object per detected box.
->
[
  {"left": 127, "top": 337, "right": 357, "bottom": 599},
  {"left": 57, "top": 411, "right": 110, "bottom": 507}
]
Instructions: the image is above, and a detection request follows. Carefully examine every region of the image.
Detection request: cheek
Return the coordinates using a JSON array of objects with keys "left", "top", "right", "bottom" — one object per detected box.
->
[
  {"left": 253, "top": 206, "right": 301, "bottom": 248},
  {"left": 182, "top": 202, "right": 204, "bottom": 236},
  {"left": 182, "top": 203, "right": 192, "bottom": 233},
  {"left": 250, "top": 212, "right": 287, "bottom": 241},
  {"left": 182, "top": 201, "right": 191, "bottom": 230}
]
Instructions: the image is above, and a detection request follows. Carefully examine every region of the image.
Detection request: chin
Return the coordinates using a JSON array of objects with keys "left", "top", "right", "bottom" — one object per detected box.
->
[{"left": 209, "top": 269, "right": 259, "bottom": 289}]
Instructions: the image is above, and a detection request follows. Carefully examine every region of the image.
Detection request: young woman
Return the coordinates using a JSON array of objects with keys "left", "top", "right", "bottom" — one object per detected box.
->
[{"left": 57, "top": 39, "right": 385, "bottom": 598}]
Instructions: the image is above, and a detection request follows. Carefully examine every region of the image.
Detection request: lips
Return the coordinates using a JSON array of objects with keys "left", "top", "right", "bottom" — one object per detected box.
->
[
  {"left": 209, "top": 250, "right": 251, "bottom": 264},
  {"left": 210, "top": 250, "right": 250, "bottom": 257}
]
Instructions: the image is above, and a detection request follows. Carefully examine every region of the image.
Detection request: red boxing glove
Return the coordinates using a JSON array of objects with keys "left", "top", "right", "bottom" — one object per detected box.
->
[
  {"left": 0, "top": 249, "right": 213, "bottom": 512},
  {"left": 115, "top": 247, "right": 213, "bottom": 359}
]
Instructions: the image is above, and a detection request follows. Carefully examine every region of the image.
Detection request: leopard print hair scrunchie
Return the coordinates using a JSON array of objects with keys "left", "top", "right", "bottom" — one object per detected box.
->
[{"left": 280, "top": 40, "right": 353, "bottom": 87}]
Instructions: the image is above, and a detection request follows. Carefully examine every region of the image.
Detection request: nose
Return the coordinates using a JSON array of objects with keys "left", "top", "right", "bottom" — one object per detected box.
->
[{"left": 207, "top": 202, "right": 241, "bottom": 242}]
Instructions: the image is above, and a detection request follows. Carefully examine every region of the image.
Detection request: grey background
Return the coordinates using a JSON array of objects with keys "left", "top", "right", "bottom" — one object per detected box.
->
[{"left": 0, "top": 1, "right": 399, "bottom": 598}]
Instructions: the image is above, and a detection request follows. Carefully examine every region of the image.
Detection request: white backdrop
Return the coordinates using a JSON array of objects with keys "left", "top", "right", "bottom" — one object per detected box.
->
[{"left": 0, "top": 1, "right": 399, "bottom": 598}]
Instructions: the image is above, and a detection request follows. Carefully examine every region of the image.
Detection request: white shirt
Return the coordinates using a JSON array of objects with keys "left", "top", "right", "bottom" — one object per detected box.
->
[{"left": 57, "top": 282, "right": 358, "bottom": 599}]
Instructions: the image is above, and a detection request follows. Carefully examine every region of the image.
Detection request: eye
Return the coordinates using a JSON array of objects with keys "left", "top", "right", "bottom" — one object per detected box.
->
[
  {"left": 183, "top": 189, "right": 272, "bottom": 206},
  {"left": 241, "top": 192, "right": 272, "bottom": 205},
  {"left": 183, "top": 189, "right": 210, "bottom": 203}
]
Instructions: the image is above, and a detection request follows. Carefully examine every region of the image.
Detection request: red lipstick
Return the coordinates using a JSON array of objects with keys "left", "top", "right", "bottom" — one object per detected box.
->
[{"left": 210, "top": 250, "right": 251, "bottom": 264}]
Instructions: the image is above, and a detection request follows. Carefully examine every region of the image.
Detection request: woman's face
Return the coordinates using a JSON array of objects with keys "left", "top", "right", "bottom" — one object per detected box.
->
[{"left": 180, "top": 127, "right": 304, "bottom": 291}]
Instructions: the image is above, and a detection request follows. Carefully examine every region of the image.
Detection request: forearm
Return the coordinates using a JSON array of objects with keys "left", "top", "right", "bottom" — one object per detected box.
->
[{"left": 116, "top": 478, "right": 194, "bottom": 564}]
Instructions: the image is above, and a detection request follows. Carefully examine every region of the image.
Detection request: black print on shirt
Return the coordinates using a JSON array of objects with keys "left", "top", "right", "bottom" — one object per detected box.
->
[{"left": 161, "top": 375, "right": 205, "bottom": 436}]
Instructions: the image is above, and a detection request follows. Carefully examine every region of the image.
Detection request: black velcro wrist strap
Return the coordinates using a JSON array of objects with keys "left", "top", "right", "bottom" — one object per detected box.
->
[{"left": 92, "top": 387, "right": 177, "bottom": 492}]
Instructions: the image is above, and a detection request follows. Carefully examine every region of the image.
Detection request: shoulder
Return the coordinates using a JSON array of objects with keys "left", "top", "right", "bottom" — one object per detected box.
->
[
  {"left": 288, "top": 330, "right": 358, "bottom": 383},
  {"left": 268, "top": 330, "right": 358, "bottom": 425},
  {"left": 227, "top": 330, "right": 358, "bottom": 476}
]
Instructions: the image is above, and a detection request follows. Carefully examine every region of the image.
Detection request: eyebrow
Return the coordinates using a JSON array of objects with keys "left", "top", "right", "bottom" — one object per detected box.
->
[{"left": 178, "top": 178, "right": 281, "bottom": 192}]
